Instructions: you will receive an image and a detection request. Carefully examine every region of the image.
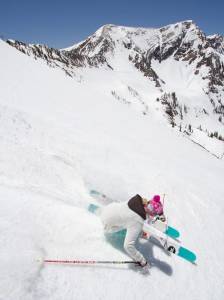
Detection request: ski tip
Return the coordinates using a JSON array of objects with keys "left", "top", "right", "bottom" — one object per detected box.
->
[
  {"left": 165, "top": 227, "right": 180, "bottom": 239},
  {"left": 90, "top": 190, "right": 101, "bottom": 196},
  {"left": 88, "top": 203, "right": 99, "bottom": 213},
  {"left": 88, "top": 203, "right": 101, "bottom": 216},
  {"left": 178, "top": 246, "right": 197, "bottom": 263}
]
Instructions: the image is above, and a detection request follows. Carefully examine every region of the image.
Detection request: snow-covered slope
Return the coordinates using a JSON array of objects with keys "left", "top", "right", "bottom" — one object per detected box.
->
[
  {"left": 6, "top": 20, "right": 224, "bottom": 158},
  {"left": 0, "top": 23, "right": 224, "bottom": 300}
]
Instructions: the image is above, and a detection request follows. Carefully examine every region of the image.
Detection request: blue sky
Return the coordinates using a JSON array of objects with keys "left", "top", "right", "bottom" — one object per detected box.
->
[{"left": 0, "top": 0, "right": 223, "bottom": 48}]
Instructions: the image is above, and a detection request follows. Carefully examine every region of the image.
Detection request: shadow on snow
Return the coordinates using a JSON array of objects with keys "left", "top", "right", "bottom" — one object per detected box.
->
[{"left": 105, "top": 229, "right": 173, "bottom": 276}]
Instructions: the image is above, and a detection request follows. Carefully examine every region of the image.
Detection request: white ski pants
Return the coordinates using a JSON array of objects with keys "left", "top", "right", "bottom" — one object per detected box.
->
[{"left": 101, "top": 202, "right": 146, "bottom": 265}]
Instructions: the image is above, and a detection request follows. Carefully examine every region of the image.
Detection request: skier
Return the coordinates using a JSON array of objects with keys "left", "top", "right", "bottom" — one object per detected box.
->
[{"left": 100, "top": 194, "right": 164, "bottom": 270}]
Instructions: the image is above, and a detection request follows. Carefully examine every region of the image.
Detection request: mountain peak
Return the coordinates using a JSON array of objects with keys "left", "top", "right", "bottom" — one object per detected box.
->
[{"left": 4, "top": 20, "right": 224, "bottom": 155}]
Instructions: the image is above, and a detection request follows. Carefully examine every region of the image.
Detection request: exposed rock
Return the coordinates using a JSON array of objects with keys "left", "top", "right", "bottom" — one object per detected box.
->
[{"left": 5, "top": 21, "right": 224, "bottom": 145}]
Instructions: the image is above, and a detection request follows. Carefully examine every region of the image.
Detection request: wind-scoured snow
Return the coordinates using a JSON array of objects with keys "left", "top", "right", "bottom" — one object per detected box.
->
[{"left": 0, "top": 30, "right": 224, "bottom": 300}]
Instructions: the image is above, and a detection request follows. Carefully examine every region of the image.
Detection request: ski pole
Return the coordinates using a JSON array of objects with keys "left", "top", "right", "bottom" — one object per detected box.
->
[
  {"left": 162, "top": 193, "right": 166, "bottom": 207},
  {"left": 43, "top": 259, "right": 139, "bottom": 265}
]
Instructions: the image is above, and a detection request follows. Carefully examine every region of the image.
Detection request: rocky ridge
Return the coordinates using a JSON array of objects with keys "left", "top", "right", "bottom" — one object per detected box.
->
[{"left": 5, "top": 20, "right": 224, "bottom": 156}]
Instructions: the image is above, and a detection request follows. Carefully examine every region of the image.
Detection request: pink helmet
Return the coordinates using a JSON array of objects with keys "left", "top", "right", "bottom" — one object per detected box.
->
[{"left": 146, "top": 195, "right": 163, "bottom": 216}]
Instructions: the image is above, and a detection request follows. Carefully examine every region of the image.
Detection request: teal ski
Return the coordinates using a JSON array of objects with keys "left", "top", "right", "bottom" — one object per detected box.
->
[
  {"left": 88, "top": 203, "right": 101, "bottom": 214},
  {"left": 178, "top": 246, "right": 197, "bottom": 263},
  {"left": 165, "top": 226, "right": 179, "bottom": 239},
  {"left": 142, "top": 223, "right": 197, "bottom": 263},
  {"left": 88, "top": 203, "right": 196, "bottom": 263},
  {"left": 164, "top": 241, "right": 197, "bottom": 263}
]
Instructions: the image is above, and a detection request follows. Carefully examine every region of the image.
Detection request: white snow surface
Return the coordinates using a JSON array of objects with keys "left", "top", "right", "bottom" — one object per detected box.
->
[{"left": 0, "top": 38, "right": 224, "bottom": 300}]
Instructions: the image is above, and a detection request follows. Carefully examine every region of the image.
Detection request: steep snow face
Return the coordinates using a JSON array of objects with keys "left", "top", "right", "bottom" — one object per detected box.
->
[
  {"left": 0, "top": 31, "right": 224, "bottom": 300},
  {"left": 6, "top": 21, "right": 223, "bottom": 156},
  {"left": 65, "top": 21, "right": 201, "bottom": 56},
  {"left": 64, "top": 21, "right": 224, "bottom": 157},
  {"left": 63, "top": 21, "right": 205, "bottom": 65}
]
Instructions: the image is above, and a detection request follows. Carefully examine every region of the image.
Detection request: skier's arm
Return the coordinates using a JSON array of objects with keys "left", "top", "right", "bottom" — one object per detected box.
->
[{"left": 124, "top": 222, "right": 146, "bottom": 265}]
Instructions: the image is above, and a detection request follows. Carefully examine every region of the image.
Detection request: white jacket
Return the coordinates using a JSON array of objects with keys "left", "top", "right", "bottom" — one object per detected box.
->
[{"left": 101, "top": 202, "right": 146, "bottom": 264}]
